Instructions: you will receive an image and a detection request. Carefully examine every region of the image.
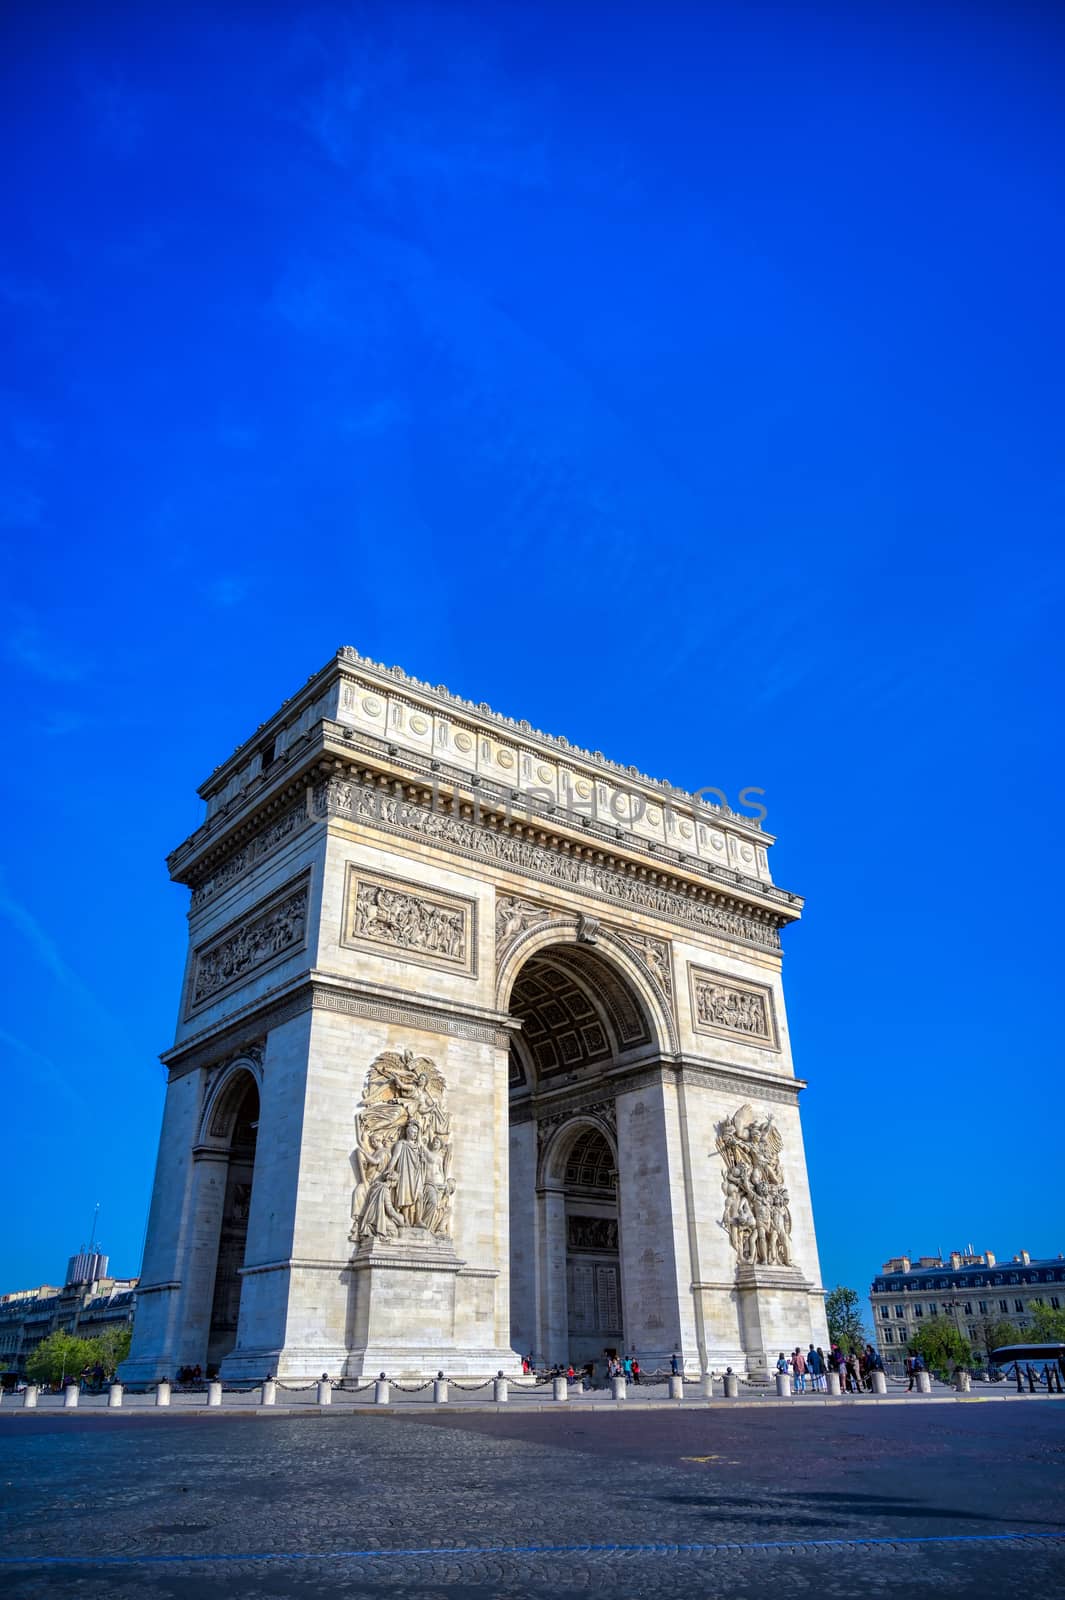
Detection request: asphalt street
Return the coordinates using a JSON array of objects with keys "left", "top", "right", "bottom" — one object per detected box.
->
[{"left": 1, "top": 1399, "right": 1063, "bottom": 1597}]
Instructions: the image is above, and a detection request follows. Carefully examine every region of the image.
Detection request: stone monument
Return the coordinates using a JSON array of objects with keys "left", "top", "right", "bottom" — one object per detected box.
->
[{"left": 121, "top": 648, "right": 828, "bottom": 1383}]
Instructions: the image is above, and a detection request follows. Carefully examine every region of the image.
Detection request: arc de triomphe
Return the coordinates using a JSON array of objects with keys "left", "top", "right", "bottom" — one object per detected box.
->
[{"left": 121, "top": 649, "right": 828, "bottom": 1383}]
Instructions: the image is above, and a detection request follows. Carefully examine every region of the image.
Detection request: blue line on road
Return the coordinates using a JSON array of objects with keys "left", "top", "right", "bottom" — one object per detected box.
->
[{"left": 2, "top": 1531, "right": 1064, "bottom": 1567}]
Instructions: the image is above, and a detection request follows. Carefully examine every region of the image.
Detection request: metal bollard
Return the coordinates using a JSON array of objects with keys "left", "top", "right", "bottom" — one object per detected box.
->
[
  {"left": 374, "top": 1374, "right": 390, "bottom": 1405},
  {"left": 23, "top": 1385, "right": 38, "bottom": 1409},
  {"left": 108, "top": 1383, "right": 124, "bottom": 1409},
  {"left": 64, "top": 1383, "right": 80, "bottom": 1409},
  {"left": 493, "top": 1373, "right": 508, "bottom": 1403},
  {"left": 156, "top": 1381, "right": 172, "bottom": 1407},
  {"left": 723, "top": 1373, "right": 740, "bottom": 1399},
  {"left": 826, "top": 1372, "right": 841, "bottom": 1396},
  {"left": 611, "top": 1375, "right": 627, "bottom": 1400},
  {"left": 433, "top": 1373, "right": 448, "bottom": 1404},
  {"left": 317, "top": 1377, "right": 332, "bottom": 1406},
  {"left": 775, "top": 1372, "right": 792, "bottom": 1398},
  {"left": 870, "top": 1371, "right": 887, "bottom": 1395},
  {"left": 954, "top": 1370, "right": 971, "bottom": 1394},
  {"left": 669, "top": 1375, "right": 684, "bottom": 1400},
  {"left": 916, "top": 1371, "right": 932, "bottom": 1395},
  {"left": 207, "top": 1380, "right": 223, "bottom": 1407},
  {"left": 552, "top": 1375, "right": 568, "bottom": 1402}
]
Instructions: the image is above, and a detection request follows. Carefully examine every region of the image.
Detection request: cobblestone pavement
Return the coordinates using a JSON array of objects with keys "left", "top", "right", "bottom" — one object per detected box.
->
[{"left": 1, "top": 1402, "right": 1063, "bottom": 1596}]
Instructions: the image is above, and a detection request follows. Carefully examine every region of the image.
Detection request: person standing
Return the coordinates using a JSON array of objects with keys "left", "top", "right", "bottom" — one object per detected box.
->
[
  {"left": 792, "top": 1347, "right": 807, "bottom": 1393},
  {"left": 807, "top": 1344, "right": 823, "bottom": 1392},
  {"left": 670, "top": 1351, "right": 681, "bottom": 1376},
  {"left": 632, "top": 1359, "right": 641, "bottom": 1385}
]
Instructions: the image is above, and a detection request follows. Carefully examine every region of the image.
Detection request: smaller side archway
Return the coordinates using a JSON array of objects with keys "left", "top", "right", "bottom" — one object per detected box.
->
[
  {"left": 196, "top": 1062, "right": 262, "bottom": 1372},
  {"left": 519, "top": 1115, "right": 624, "bottom": 1371}
]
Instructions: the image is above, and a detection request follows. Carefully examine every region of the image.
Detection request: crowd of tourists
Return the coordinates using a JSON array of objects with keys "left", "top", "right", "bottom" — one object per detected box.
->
[{"left": 776, "top": 1343, "right": 890, "bottom": 1393}]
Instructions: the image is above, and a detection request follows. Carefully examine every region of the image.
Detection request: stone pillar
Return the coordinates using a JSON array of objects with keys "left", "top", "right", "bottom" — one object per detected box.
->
[
  {"left": 701, "top": 1372, "right": 715, "bottom": 1400},
  {"left": 433, "top": 1376, "right": 448, "bottom": 1404},
  {"left": 775, "top": 1372, "right": 791, "bottom": 1397},
  {"left": 316, "top": 1378, "right": 332, "bottom": 1405},
  {"left": 955, "top": 1370, "right": 971, "bottom": 1393},
  {"left": 552, "top": 1375, "right": 568, "bottom": 1402},
  {"left": 374, "top": 1376, "right": 390, "bottom": 1405},
  {"left": 723, "top": 1372, "right": 739, "bottom": 1398},
  {"left": 64, "top": 1383, "right": 79, "bottom": 1409},
  {"left": 826, "top": 1371, "right": 841, "bottom": 1396},
  {"left": 669, "top": 1375, "right": 684, "bottom": 1400},
  {"left": 916, "top": 1370, "right": 932, "bottom": 1394},
  {"left": 156, "top": 1381, "right": 172, "bottom": 1407},
  {"left": 611, "top": 1375, "right": 627, "bottom": 1400},
  {"left": 261, "top": 1378, "right": 277, "bottom": 1406},
  {"left": 23, "top": 1385, "right": 38, "bottom": 1409},
  {"left": 207, "top": 1380, "right": 223, "bottom": 1407},
  {"left": 537, "top": 1187, "right": 568, "bottom": 1367},
  {"left": 871, "top": 1371, "right": 887, "bottom": 1395},
  {"left": 108, "top": 1384, "right": 124, "bottom": 1409},
  {"left": 493, "top": 1376, "right": 508, "bottom": 1403}
]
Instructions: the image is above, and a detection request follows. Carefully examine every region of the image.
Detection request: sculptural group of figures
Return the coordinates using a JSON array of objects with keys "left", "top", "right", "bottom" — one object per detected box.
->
[
  {"left": 696, "top": 982, "right": 768, "bottom": 1037},
  {"left": 716, "top": 1103, "right": 792, "bottom": 1267},
  {"left": 354, "top": 885, "right": 465, "bottom": 962},
  {"left": 350, "top": 1050, "right": 454, "bottom": 1245}
]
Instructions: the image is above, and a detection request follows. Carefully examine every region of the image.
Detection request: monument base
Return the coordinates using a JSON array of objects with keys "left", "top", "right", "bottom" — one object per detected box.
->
[
  {"left": 735, "top": 1264, "right": 820, "bottom": 1379},
  {"left": 344, "top": 1232, "right": 521, "bottom": 1380}
]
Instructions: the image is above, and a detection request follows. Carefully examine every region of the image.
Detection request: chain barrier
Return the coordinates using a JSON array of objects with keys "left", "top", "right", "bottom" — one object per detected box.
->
[
  {"left": 332, "top": 1379, "right": 378, "bottom": 1394},
  {"left": 275, "top": 1380, "right": 319, "bottom": 1392},
  {"left": 446, "top": 1378, "right": 496, "bottom": 1391}
]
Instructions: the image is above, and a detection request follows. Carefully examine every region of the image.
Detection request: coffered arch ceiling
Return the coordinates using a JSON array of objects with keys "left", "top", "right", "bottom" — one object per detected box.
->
[{"left": 508, "top": 943, "right": 653, "bottom": 1091}]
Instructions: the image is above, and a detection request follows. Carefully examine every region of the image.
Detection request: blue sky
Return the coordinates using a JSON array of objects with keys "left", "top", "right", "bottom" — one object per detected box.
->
[{"left": 2, "top": 4, "right": 1063, "bottom": 1308}]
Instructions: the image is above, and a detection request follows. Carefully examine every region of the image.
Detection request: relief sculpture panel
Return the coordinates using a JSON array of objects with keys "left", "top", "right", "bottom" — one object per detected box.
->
[
  {"left": 716, "top": 1103, "right": 793, "bottom": 1268},
  {"left": 188, "top": 874, "right": 309, "bottom": 1012},
  {"left": 350, "top": 1050, "right": 454, "bottom": 1245},
  {"left": 343, "top": 866, "right": 476, "bottom": 976},
  {"left": 688, "top": 965, "right": 778, "bottom": 1049}
]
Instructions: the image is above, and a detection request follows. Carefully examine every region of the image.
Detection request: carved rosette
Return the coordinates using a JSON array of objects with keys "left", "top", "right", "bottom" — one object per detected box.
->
[
  {"left": 715, "top": 1103, "right": 793, "bottom": 1269},
  {"left": 350, "top": 1050, "right": 454, "bottom": 1247}
]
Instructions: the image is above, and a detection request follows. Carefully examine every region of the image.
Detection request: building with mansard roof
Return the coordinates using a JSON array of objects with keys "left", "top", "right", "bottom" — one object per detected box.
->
[{"left": 870, "top": 1247, "right": 1065, "bottom": 1360}]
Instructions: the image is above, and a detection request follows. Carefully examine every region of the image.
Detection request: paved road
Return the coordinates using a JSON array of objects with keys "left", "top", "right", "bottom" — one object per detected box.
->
[{"left": 2, "top": 1401, "right": 1063, "bottom": 1596}]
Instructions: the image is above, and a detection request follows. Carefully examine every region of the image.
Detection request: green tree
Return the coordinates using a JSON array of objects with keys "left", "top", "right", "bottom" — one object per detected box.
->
[
  {"left": 911, "top": 1317, "right": 973, "bottom": 1379},
  {"left": 25, "top": 1331, "right": 100, "bottom": 1387},
  {"left": 977, "top": 1316, "right": 1017, "bottom": 1365},
  {"left": 1028, "top": 1301, "right": 1065, "bottom": 1342},
  {"left": 825, "top": 1285, "right": 869, "bottom": 1354},
  {"left": 93, "top": 1326, "right": 132, "bottom": 1375}
]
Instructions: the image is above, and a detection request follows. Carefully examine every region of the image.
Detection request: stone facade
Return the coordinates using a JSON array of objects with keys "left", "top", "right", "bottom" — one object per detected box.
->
[
  {"left": 121, "top": 649, "right": 828, "bottom": 1384},
  {"left": 871, "top": 1249, "right": 1065, "bottom": 1360},
  {"left": 0, "top": 1256, "right": 137, "bottom": 1380}
]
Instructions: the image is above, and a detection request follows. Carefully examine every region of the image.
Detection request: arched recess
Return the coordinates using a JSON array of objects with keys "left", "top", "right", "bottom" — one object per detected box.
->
[
  {"left": 504, "top": 930, "right": 670, "bottom": 1368},
  {"left": 524, "top": 1114, "right": 624, "bottom": 1368},
  {"left": 498, "top": 921, "right": 677, "bottom": 1098},
  {"left": 197, "top": 1061, "right": 262, "bottom": 1371}
]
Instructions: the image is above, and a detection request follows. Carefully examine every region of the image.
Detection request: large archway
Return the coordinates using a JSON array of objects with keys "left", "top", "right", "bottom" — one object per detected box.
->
[
  {"left": 204, "top": 1070, "right": 260, "bottom": 1371},
  {"left": 504, "top": 935, "right": 666, "bottom": 1370}
]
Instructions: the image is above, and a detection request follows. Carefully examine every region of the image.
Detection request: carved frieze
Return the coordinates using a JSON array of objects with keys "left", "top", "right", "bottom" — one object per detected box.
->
[
  {"left": 688, "top": 966, "right": 778, "bottom": 1049},
  {"left": 190, "top": 799, "right": 310, "bottom": 909},
  {"left": 350, "top": 1050, "right": 454, "bottom": 1245},
  {"left": 188, "top": 875, "right": 309, "bottom": 1013},
  {"left": 715, "top": 1103, "right": 793, "bottom": 1268},
  {"left": 343, "top": 867, "right": 476, "bottom": 976},
  {"left": 567, "top": 1215, "right": 619, "bottom": 1251},
  {"left": 317, "top": 777, "right": 781, "bottom": 953}
]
